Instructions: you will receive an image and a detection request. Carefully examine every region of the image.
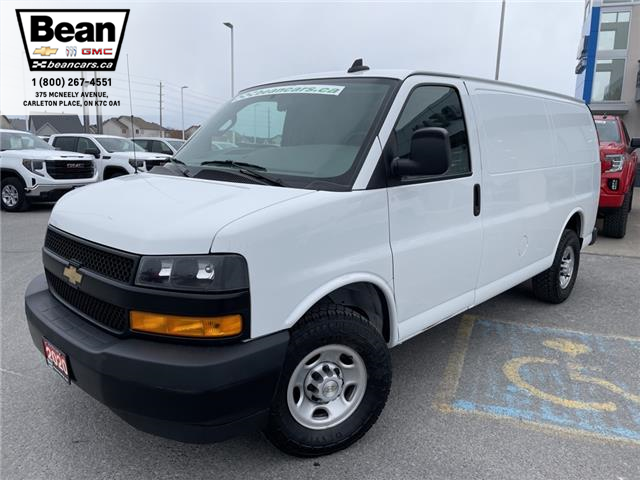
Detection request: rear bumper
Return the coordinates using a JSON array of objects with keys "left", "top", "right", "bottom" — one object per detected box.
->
[{"left": 25, "top": 274, "right": 289, "bottom": 443}]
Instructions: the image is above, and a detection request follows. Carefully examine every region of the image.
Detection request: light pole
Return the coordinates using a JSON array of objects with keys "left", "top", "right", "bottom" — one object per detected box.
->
[
  {"left": 223, "top": 22, "right": 234, "bottom": 97},
  {"left": 180, "top": 85, "right": 188, "bottom": 140},
  {"left": 495, "top": 0, "right": 506, "bottom": 80}
]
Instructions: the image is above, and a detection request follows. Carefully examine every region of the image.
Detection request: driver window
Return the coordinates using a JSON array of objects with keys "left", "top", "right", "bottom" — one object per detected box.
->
[
  {"left": 77, "top": 137, "right": 97, "bottom": 154},
  {"left": 394, "top": 85, "right": 471, "bottom": 178}
]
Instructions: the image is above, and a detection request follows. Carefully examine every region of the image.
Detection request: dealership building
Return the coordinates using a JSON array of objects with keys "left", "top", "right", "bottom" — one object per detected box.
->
[{"left": 576, "top": 0, "right": 640, "bottom": 138}]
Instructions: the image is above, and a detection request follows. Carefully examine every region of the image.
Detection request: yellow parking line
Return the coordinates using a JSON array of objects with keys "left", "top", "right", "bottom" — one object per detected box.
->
[{"left": 433, "top": 314, "right": 476, "bottom": 410}]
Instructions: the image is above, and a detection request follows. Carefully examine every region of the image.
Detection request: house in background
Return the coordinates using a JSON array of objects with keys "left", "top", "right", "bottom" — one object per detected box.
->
[
  {"left": 8, "top": 118, "right": 27, "bottom": 131},
  {"left": 28, "top": 114, "right": 84, "bottom": 136},
  {"left": 185, "top": 124, "right": 200, "bottom": 139},
  {"left": 103, "top": 116, "right": 163, "bottom": 137},
  {"left": 1, "top": 115, "right": 12, "bottom": 129}
]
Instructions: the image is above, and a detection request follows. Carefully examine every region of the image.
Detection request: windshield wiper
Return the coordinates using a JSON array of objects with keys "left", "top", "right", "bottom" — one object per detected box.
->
[
  {"left": 200, "top": 160, "right": 284, "bottom": 187},
  {"left": 200, "top": 160, "right": 267, "bottom": 171},
  {"left": 168, "top": 157, "right": 191, "bottom": 177}
]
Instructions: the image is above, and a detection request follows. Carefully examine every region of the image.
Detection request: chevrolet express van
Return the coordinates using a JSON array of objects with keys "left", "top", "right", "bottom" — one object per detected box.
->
[{"left": 25, "top": 66, "right": 600, "bottom": 457}]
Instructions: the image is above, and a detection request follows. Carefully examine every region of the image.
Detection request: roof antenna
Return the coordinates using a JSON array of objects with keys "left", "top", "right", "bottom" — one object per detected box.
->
[
  {"left": 126, "top": 53, "right": 138, "bottom": 173},
  {"left": 348, "top": 58, "right": 370, "bottom": 74}
]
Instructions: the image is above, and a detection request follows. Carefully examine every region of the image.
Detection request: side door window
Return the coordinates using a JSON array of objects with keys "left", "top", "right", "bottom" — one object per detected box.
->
[
  {"left": 152, "top": 140, "right": 174, "bottom": 155},
  {"left": 77, "top": 137, "right": 99, "bottom": 155},
  {"left": 52, "top": 136, "right": 77, "bottom": 152},
  {"left": 133, "top": 139, "right": 149, "bottom": 151},
  {"left": 394, "top": 85, "right": 471, "bottom": 181}
]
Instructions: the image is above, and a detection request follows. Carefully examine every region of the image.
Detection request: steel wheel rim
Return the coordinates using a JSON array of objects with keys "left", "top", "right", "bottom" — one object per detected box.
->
[
  {"left": 287, "top": 344, "right": 367, "bottom": 430},
  {"left": 2, "top": 185, "right": 19, "bottom": 207},
  {"left": 559, "top": 245, "right": 574, "bottom": 289}
]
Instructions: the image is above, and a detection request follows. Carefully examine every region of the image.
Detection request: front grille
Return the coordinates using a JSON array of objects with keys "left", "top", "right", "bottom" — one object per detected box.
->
[
  {"left": 45, "top": 270, "right": 128, "bottom": 333},
  {"left": 44, "top": 228, "right": 136, "bottom": 283},
  {"left": 46, "top": 160, "right": 94, "bottom": 179}
]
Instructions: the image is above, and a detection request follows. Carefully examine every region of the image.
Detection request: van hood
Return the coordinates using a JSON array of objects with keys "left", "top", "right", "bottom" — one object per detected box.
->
[
  {"left": 49, "top": 174, "right": 314, "bottom": 254},
  {"left": 3, "top": 149, "right": 93, "bottom": 160}
]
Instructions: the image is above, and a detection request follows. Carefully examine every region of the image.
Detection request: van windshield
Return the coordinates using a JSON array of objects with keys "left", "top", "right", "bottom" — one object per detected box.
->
[
  {"left": 595, "top": 120, "right": 621, "bottom": 143},
  {"left": 175, "top": 78, "right": 397, "bottom": 190}
]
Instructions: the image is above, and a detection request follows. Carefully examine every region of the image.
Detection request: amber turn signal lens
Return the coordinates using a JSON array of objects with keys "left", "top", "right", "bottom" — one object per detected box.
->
[{"left": 130, "top": 311, "right": 242, "bottom": 338}]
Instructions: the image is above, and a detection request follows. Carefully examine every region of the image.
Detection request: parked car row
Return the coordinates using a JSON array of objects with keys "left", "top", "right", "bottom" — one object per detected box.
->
[
  {"left": 2, "top": 116, "right": 639, "bottom": 241},
  {"left": 0, "top": 130, "right": 176, "bottom": 211}
]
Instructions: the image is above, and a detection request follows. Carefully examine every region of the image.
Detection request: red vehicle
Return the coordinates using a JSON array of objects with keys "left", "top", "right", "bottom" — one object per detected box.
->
[{"left": 593, "top": 115, "right": 639, "bottom": 238}]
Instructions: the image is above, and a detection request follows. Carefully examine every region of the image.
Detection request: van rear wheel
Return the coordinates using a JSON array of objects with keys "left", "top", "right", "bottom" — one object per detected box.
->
[
  {"left": 265, "top": 304, "right": 391, "bottom": 457},
  {"left": 532, "top": 229, "right": 580, "bottom": 304}
]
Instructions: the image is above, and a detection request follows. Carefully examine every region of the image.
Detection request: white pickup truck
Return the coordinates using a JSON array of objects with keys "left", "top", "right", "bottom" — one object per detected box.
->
[
  {"left": 1, "top": 129, "right": 96, "bottom": 211},
  {"left": 48, "top": 134, "right": 170, "bottom": 180},
  {"left": 25, "top": 66, "right": 600, "bottom": 456}
]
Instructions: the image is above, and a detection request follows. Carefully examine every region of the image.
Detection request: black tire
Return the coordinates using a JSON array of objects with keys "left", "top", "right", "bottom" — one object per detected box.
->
[
  {"left": 1, "top": 177, "right": 29, "bottom": 212},
  {"left": 628, "top": 187, "right": 634, "bottom": 212},
  {"left": 601, "top": 191, "right": 631, "bottom": 238},
  {"left": 532, "top": 229, "right": 580, "bottom": 304},
  {"left": 265, "top": 304, "right": 391, "bottom": 457}
]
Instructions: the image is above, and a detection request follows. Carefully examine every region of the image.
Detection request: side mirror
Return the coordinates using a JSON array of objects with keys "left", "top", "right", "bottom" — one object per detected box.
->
[
  {"left": 391, "top": 127, "right": 451, "bottom": 177},
  {"left": 629, "top": 138, "right": 640, "bottom": 151},
  {"left": 85, "top": 147, "right": 100, "bottom": 158}
]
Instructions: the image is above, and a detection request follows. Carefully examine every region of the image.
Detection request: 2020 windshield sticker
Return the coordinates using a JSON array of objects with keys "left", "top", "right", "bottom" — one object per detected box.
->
[{"left": 232, "top": 84, "right": 345, "bottom": 102}]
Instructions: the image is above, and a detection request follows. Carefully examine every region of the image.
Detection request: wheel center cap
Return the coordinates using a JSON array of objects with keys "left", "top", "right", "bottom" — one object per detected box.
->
[
  {"left": 322, "top": 380, "right": 340, "bottom": 399},
  {"left": 304, "top": 361, "right": 344, "bottom": 403}
]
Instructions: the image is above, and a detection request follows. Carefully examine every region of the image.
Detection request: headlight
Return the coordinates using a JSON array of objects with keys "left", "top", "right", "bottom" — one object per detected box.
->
[
  {"left": 604, "top": 154, "right": 624, "bottom": 173},
  {"left": 129, "top": 158, "right": 145, "bottom": 168},
  {"left": 135, "top": 255, "right": 249, "bottom": 292},
  {"left": 22, "top": 159, "right": 45, "bottom": 175}
]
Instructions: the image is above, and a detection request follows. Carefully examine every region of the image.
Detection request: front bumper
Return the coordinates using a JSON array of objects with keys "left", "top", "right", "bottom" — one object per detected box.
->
[
  {"left": 24, "top": 180, "right": 96, "bottom": 200},
  {"left": 25, "top": 274, "right": 289, "bottom": 443}
]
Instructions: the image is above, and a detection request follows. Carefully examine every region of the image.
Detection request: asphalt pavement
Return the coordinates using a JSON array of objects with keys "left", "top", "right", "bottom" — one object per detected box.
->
[{"left": 1, "top": 191, "right": 639, "bottom": 480}]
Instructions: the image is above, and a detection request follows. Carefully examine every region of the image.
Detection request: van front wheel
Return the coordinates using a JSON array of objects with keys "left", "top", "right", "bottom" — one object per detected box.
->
[
  {"left": 532, "top": 229, "right": 580, "bottom": 304},
  {"left": 265, "top": 305, "right": 391, "bottom": 457}
]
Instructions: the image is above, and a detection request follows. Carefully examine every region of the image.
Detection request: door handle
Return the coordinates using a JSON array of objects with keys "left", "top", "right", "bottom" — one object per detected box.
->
[{"left": 473, "top": 183, "right": 481, "bottom": 216}]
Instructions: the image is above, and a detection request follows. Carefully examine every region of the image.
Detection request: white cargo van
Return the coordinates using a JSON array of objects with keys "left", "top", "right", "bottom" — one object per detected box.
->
[{"left": 25, "top": 66, "right": 599, "bottom": 456}]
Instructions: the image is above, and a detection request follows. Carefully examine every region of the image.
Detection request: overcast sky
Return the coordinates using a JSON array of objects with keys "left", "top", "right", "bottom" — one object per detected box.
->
[{"left": 0, "top": 0, "right": 586, "bottom": 130}]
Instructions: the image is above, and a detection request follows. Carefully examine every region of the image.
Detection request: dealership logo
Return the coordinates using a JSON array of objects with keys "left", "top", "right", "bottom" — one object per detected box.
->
[{"left": 16, "top": 9, "right": 129, "bottom": 71}]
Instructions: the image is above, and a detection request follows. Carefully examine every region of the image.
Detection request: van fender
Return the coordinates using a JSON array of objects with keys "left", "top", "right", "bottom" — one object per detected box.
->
[
  {"left": 553, "top": 207, "right": 585, "bottom": 253},
  {"left": 283, "top": 272, "right": 398, "bottom": 346}
]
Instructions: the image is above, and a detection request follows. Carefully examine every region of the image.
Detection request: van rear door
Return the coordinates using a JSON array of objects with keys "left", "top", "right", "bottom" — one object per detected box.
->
[{"left": 384, "top": 76, "right": 483, "bottom": 341}]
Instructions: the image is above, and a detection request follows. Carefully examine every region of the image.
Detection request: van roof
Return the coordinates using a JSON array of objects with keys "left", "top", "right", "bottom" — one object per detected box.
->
[{"left": 250, "top": 69, "right": 583, "bottom": 105}]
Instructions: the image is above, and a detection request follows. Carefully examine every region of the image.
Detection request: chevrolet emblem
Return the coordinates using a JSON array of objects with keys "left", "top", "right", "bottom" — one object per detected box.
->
[
  {"left": 33, "top": 46, "right": 58, "bottom": 56},
  {"left": 63, "top": 265, "right": 82, "bottom": 286}
]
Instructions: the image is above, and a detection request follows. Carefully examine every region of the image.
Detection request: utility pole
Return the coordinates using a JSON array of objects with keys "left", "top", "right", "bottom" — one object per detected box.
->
[
  {"left": 223, "top": 22, "right": 235, "bottom": 144},
  {"left": 159, "top": 81, "right": 164, "bottom": 138},
  {"left": 81, "top": 71, "right": 90, "bottom": 133},
  {"left": 181, "top": 85, "right": 188, "bottom": 140},
  {"left": 495, "top": 0, "right": 506, "bottom": 81},
  {"left": 223, "top": 22, "right": 235, "bottom": 97},
  {"left": 94, "top": 72, "right": 103, "bottom": 134}
]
